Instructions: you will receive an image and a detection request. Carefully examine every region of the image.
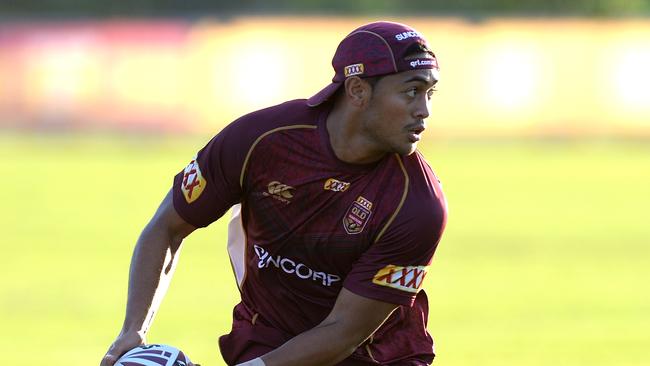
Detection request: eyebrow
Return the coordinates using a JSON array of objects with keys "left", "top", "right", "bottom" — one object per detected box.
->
[{"left": 403, "top": 75, "right": 438, "bottom": 87}]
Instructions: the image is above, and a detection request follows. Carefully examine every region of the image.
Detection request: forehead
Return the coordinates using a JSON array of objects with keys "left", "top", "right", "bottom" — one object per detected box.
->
[{"left": 383, "top": 69, "right": 439, "bottom": 87}]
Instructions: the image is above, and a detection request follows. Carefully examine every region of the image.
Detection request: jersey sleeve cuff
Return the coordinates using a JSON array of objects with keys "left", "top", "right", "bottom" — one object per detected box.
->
[
  {"left": 172, "top": 173, "right": 212, "bottom": 228},
  {"left": 343, "top": 281, "right": 416, "bottom": 307}
]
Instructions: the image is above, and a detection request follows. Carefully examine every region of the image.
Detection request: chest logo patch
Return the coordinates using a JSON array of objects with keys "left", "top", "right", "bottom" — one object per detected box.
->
[
  {"left": 263, "top": 181, "right": 294, "bottom": 203},
  {"left": 372, "top": 264, "right": 429, "bottom": 293},
  {"left": 181, "top": 155, "right": 206, "bottom": 203},
  {"left": 324, "top": 178, "right": 350, "bottom": 192},
  {"left": 343, "top": 195, "right": 373, "bottom": 234}
]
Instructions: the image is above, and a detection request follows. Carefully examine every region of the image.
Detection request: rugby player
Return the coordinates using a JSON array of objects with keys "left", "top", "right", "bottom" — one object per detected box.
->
[{"left": 101, "top": 21, "right": 447, "bottom": 366}]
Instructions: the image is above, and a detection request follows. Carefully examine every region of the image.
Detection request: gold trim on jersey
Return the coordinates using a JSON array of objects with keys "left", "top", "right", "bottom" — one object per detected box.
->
[
  {"left": 239, "top": 124, "right": 318, "bottom": 188},
  {"left": 364, "top": 334, "right": 379, "bottom": 363},
  {"left": 373, "top": 154, "right": 409, "bottom": 244}
]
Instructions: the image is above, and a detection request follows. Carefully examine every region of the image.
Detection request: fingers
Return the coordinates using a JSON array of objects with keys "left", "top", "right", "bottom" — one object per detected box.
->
[
  {"left": 100, "top": 342, "right": 127, "bottom": 366},
  {"left": 100, "top": 354, "right": 116, "bottom": 366},
  {"left": 100, "top": 344, "right": 133, "bottom": 366},
  {"left": 100, "top": 332, "right": 145, "bottom": 366}
]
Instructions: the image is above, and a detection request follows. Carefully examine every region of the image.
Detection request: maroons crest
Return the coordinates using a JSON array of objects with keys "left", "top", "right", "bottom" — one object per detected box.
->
[{"left": 343, "top": 196, "right": 373, "bottom": 234}]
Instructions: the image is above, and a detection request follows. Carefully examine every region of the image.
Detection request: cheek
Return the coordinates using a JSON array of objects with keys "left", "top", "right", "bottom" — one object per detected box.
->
[
  {"left": 367, "top": 93, "right": 410, "bottom": 134},
  {"left": 382, "top": 97, "right": 411, "bottom": 128},
  {"left": 375, "top": 94, "right": 407, "bottom": 118}
]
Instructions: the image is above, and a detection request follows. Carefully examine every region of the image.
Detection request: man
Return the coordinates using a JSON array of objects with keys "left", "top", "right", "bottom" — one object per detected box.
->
[{"left": 101, "top": 21, "right": 447, "bottom": 366}]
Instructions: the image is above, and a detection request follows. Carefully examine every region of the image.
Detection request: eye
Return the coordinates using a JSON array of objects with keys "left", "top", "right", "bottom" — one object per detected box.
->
[
  {"left": 426, "top": 88, "right": 437, "bottom": 100},
  {"left": 405, "top": 88, "right": 417, "bottom": 98}
]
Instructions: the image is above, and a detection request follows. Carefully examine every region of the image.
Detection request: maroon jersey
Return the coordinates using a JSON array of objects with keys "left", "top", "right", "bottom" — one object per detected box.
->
[{"left": 172, "top": 100, "right": 447, "bottom": 365}]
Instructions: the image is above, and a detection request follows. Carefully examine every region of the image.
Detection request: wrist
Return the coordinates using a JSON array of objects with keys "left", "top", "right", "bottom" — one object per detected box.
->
[
  {"left": 121, "top": 317, "right": 149, "bottom": 334},
  {"left": 119, "top": 327, "right": 147, "bottom": 342},
  {"left": 235, "top": 357, "right": 266, "bottom": 366}
]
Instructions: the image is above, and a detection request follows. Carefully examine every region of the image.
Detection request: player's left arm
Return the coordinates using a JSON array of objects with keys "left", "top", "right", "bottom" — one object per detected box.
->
[{"left": 238, "top": 288, "right": 397, "bottom": 366}]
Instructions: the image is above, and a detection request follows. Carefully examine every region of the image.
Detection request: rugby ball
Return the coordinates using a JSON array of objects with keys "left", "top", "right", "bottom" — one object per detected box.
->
[{"left": 115, "top": 344, "right": 193, "bottom": 366}]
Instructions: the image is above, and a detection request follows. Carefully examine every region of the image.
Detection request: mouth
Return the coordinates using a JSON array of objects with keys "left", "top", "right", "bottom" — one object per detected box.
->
[{"left": 407, "top": 125, "right": 425, "bottom": 143}]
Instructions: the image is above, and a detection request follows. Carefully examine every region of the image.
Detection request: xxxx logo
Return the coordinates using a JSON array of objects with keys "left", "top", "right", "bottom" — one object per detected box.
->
[
  {"left": 372, "top": 264, "right": 429, "bottom": 294},
  {"left": 181, "top": 155, "right": 206, "bottom": 203},
  {"left": 324, "top": 178, "right": 350, "bottom": 192},
  {"left": 344, "top": 63, "right": 364, "bottom": 77},
  {"left": 263, "top": 181, "right": 295, "bottom": 203}
]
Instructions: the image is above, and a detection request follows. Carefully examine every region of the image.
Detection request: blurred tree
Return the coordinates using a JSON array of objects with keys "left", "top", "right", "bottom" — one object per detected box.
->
[{"left": 0, "top": 0, "right": 648, "bottom": 17}]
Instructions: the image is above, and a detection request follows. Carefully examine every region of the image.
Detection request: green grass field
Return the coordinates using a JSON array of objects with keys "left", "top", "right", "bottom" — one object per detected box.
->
[{"left": 1, "top": 133, "right": 648, "bottom": 366}]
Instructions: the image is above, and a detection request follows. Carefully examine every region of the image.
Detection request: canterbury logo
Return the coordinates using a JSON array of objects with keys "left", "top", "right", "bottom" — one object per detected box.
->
[
  {"left": 262, "top": 181, "right": 295, "bottom": 203},
  {"left": 372, "top": 264, "right": 428, "bottom": 293},
  {"left": 344, "top": 63, "right": 364, "bottom": 77}
]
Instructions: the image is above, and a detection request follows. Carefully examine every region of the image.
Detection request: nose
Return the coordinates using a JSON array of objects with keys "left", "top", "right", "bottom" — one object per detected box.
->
[{"left": 413, "top": 95, "right": 430, "bottom": 120}]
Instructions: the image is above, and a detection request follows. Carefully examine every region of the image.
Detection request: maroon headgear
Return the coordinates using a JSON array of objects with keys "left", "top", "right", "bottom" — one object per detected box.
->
[{"left": 307, "top": 21, "right": 439, "bottom": 106}]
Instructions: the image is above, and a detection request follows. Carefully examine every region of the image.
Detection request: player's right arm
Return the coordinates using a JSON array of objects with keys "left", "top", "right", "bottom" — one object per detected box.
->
[{"left": 100, "top": 189, "right": 197, "bottom": 366}]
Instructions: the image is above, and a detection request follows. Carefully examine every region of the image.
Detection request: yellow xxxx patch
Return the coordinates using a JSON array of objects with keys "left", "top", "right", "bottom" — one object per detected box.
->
[
  {"left": 181, "top": 156, "right": 207, "bottom": 203},
  {"left": 372, "top": 264, "right": 428, "bottom": 293}
]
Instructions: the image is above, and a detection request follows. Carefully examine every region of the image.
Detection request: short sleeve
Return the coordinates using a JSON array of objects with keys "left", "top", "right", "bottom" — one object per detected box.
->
[
  {"left": 172, "top": 124, "right": 248, "bottom": 227},
  {"left": 343, "top": 173, "right": 447, "bottom": 306},
  {"left": 171, "top": 99, "right": 322, "bottom": 228}
]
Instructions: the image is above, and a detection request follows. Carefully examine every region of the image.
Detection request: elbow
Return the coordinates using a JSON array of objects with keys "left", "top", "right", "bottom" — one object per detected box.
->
[
  {"left": 141, "top": 218, "right": 189, "bottom": 253},
  {"left": 329, "top": 323, "right": 375, "bottom": 359},
  {"left": 169, "top": 234, "right": 185, "bottom": 254},
  {"left": 328, "top": 334, "right": 371, "bottom": 364}
]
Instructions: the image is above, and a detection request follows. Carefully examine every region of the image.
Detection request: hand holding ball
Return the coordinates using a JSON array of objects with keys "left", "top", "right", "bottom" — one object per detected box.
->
[{"left": 115, "top": 344, "right": 197, "bottom": 366}]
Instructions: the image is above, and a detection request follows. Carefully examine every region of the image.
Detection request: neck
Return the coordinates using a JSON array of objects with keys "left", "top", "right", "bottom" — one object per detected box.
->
[{"left": 326, "top": 102, "right": 386, "bottom": 164}]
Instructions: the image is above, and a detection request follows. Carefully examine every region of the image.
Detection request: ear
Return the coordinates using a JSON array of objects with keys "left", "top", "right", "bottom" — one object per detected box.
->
[{"left": 343, "top": 77, "right": 372, "bottom": 108}]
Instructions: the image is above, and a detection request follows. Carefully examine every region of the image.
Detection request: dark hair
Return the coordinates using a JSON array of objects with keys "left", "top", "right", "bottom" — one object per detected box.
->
[
  {"left": 404, "top": 42, "right": 435, "bottom": 60},
  {"left": 362, "top": 76, "right": 381, "bottom": 88},
  {"left": 332, "top": 76, "right": 379, "bottom": 102}
]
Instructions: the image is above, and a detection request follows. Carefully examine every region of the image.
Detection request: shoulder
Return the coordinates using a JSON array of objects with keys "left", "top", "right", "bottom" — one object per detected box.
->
[
  {"left": 203, "top": 99, "right": 325, "bottom": 160},
  {"left": 227, "top": 99, "right": 324, "bottom": 136},
  {"left": 398, "top": 150, "right": 444, "bottom": 197},
  {"left": 402, "top": 150, "right": 442, "bottom": 187},
  {"left": 380, "top": 151, "right": 447, "bottom": 242},
  {"left": 402, "top": 151, "right": 444, "bottom": 204}
]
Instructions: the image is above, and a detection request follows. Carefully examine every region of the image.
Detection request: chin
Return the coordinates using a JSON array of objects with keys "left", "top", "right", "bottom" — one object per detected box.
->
[{"left": 395, "top": 144, "right": 418, "bottom": 156}]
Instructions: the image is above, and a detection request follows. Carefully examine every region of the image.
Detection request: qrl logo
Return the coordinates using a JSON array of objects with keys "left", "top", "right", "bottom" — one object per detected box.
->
[
  {"left": 372, "top": 264, "right": 428, "bottom": 293},
  {"left": 409, "top": 58, "right": 439, "bottom": 69}
]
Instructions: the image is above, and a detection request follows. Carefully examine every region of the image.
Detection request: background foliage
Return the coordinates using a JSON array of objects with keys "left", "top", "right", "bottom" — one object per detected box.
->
[{"left": 2, "top": 0, "right": 650, "bottom": 17}]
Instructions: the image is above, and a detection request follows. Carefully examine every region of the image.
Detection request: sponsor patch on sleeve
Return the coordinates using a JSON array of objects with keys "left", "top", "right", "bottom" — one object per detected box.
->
[
  {"left": 181, "top": 155, "right": 207, "bottom": 203},
  {"left": 372, "top": 264, "right": 428, "bottom": 293}
]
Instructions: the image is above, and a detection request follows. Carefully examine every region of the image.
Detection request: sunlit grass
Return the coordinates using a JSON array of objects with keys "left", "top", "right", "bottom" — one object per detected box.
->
[{"left": 0, "top": 134, "right": 648, "bottom": 366}]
